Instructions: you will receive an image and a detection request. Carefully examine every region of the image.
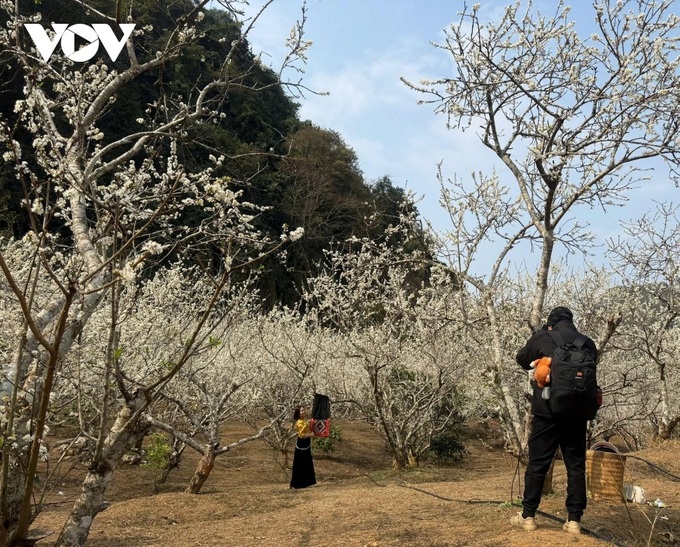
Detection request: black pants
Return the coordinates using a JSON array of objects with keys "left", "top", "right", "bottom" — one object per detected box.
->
[{"left": 522, "top": 415, "right": 588, "bottom": 521}]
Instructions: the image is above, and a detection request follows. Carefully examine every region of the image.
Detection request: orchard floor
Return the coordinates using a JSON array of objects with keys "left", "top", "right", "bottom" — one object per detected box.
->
[{"left": 32, "top": 420, "right": 680, "bottom": 547}]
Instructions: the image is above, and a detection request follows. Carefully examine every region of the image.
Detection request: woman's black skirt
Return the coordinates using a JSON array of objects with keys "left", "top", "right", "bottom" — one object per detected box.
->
[{"left": 290, "top": 437, "right": 316, "bottom": 489}]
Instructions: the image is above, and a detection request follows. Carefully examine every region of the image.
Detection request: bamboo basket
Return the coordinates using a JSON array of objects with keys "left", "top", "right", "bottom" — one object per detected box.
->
[{"left": 586, "top": 449, "right": 626, "bottom": 501}]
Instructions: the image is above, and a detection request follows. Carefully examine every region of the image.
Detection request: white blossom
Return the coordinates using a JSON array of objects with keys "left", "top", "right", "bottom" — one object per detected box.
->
[{"left": 288, "top": 227, "right": 305, "bottom": 242}]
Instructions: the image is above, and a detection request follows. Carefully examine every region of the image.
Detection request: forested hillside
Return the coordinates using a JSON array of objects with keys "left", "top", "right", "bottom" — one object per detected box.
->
[{"left": 0, "top": 0, "right": 426, "bottom": 307}]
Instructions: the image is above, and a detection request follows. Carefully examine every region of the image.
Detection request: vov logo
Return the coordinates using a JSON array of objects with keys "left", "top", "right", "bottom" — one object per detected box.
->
[{"left": 25, "top": 23, "right": 136, "bottom": 63}]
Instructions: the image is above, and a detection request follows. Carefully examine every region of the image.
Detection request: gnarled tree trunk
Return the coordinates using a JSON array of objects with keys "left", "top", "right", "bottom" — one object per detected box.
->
[
  {"left": 55, "top": 396, "right": 151, "bottom": 547},
  {"left": 185, "top": 447, "right": 217, "bottom": 494}
]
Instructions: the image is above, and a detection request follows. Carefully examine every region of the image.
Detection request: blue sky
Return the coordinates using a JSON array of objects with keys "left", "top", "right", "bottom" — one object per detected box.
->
[{"left": 240, "top": 0, "right": 678, "bottom": 273}]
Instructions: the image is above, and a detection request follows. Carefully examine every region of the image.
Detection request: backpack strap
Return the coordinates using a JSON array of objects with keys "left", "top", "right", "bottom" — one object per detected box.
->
[
  {"left": 573, "top": 334, "right": 587, "bottom": 350},
  {"left": 549, "top": 329, "right": 589, "bottom": 350},
  {"left": 547, "top": 329, "right": 565, "bottom": 347}
]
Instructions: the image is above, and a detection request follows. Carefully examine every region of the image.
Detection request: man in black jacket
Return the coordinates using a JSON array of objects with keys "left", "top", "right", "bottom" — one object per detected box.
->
[{"left": 510, "top": 306, "right": 598, "bottom": 535}]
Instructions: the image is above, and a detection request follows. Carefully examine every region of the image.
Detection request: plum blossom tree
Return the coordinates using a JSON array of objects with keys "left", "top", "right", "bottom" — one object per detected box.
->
[
  {"left": 303, "top": 214, "right": 467, "bottom": 468},
  {"left": 0, "top": 0, "right": 308, "bottom": 544},
  {"left": 403, "top": 0, "right": 680, "bottom": 455},
  {"left": 147, "top": 293, "right": 309, "bottom": 494},
  {"left": 254, "top": 307, "right": 324, "bottom": 471},
  {"left": 605, "top": 203, "right": 680, "bottom": 439}
]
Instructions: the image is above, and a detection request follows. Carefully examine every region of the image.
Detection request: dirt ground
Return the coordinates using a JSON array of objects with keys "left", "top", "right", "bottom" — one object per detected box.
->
[{"left": 31, "top": 420, "right": 680, "bottom": 547}]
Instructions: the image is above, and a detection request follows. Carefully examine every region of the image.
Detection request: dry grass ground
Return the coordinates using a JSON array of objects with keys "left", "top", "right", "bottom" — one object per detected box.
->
[{"left": 31, "top": 420, "right": 680, "bottom": 546}]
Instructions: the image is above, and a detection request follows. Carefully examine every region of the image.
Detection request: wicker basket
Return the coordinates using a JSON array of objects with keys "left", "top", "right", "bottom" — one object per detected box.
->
[{"left": 586, "top": 449, "right": 626, "bottom": 501}]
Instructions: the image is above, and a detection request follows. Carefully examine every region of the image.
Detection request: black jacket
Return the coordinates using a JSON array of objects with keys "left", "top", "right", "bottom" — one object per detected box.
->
[{"left": 516, "top": 320, "right": 598, "bottom": 417}]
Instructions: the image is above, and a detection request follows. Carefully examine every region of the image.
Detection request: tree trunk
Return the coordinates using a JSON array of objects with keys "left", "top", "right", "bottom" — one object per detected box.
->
[
  {"left": 279, "top": 448, "right": 289, "bottom": 471},
  {"left": 158, "top": 442, "right": 186, "bottom": 486},
  {"left": 655, "top": 361, "right": 680, "bottom": 440},
  {"left": 54, "top": 397, "right": 150, "bottom": 547},
  {"left": 389, "top": 442, "right": 418, "bottom": 470},
  {"left": 0, "top": 208, "right": 107, "bottom": 545},
  {"left": 185, "top": 448, "right": 217, "bottom": 494},
  {"left": 484, "top": 296, "right": 525, "bottom": 456},
  {"left": 542, "top": 456, "right": 556, "bottom": 495},
  {"left": 657, "top": 417, "right": 680, "bottom": 440}
]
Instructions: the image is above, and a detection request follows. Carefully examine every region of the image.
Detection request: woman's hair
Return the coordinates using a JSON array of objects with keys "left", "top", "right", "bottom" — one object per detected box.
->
[{"left": 293, "top": 406, "right": 302, "bottom": 421}]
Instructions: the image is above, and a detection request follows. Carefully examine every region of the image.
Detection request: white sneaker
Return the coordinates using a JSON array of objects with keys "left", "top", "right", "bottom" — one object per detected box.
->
[
  {"left": 563, "top": 520, "right": 581, "bottom": 534},
  {"left": 510, "top": 511, "right": 537, "bottom": 531}
]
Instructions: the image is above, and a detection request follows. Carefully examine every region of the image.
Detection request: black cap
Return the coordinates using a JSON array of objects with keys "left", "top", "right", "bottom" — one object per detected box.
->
[{"left": 547, "top": 306, "right": 573, "bottom": 326}]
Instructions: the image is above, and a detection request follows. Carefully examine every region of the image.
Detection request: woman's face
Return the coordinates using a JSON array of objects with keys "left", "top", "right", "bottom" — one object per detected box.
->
[{"left": 299, "top": 407, "right": 307, "bottom": 418}]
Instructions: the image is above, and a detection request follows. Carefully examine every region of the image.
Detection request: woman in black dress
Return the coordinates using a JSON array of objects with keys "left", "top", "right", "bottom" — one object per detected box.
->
[{"left": 290, "top": 405, "right": 316, "bottom": 489}]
